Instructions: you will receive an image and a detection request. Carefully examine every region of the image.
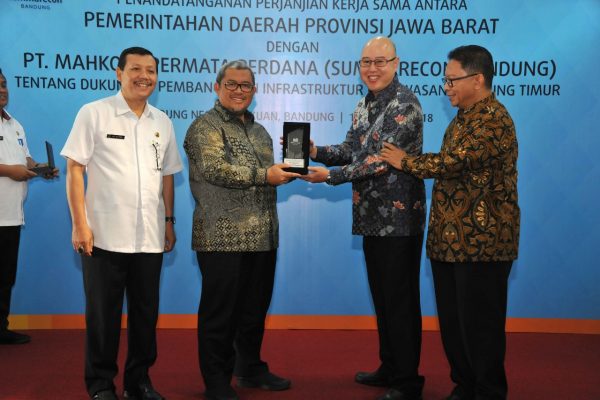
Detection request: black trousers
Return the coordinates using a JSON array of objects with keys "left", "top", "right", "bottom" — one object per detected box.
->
[
  {"left": 82, "top": 247, "right": 163, "bottom": 397},
  {"left": 196, "top": 250, "right": 276, "bottom": 390},
  {"left": 431, "top": 260, "right": 513, "bottom": 400},
  {"left": 363, "top": 235, "right": 424, "bottom": 395},
  {"left": 0, "top": 226, "right": 21, "bottom": 331}
]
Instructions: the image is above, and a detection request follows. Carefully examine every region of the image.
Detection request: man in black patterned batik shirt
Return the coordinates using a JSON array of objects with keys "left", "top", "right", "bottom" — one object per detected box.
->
[{"left": 184, "top": 60, "right": 299, "bottom": 400}]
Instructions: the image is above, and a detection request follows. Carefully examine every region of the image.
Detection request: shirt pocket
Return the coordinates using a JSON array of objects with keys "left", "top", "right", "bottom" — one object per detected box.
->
[
  {"left": 146, "top": 137, "right": 167, "bottom": 173},
  {"left": 1, "top": 135, "right": 28, "bottom": 164},
  {"left": 98, "top": 132, "right": 134, "bottom": 173}
]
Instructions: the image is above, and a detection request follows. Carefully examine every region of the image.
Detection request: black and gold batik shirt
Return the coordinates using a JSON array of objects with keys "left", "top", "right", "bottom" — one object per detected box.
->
[{"left": 184, "top": 101, "right": 278, "bottom": 252}]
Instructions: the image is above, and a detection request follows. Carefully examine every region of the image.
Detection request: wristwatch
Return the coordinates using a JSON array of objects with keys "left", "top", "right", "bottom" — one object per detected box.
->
[
  {"left": 165, "top": 216, "right": 176, "bottom": 224},
  {"left": 325, "top": 173, "right": 332, "bottom": 185}
]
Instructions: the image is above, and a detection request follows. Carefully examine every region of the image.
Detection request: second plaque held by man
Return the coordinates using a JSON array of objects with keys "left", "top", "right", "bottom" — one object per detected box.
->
[{"left": 282, "top": 122, "right": 310, "bottom": 175}]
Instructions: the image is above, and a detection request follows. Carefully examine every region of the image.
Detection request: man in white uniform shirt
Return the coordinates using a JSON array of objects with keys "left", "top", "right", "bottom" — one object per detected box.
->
[
  {"left": 0, "top": 68, "right": 58, "bottom": 345},
  {"left": 62, "top": 48, "right": 182, "bottom": 400}
]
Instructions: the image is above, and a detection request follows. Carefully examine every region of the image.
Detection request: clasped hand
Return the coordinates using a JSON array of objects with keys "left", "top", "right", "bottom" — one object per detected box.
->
[
  {"left": 9, "top": 165, "right": 37, "bottom": 181},
  {"left": 299, "top": 166, "right": 329, "bottom": 183},
  {"left": 380, "top": 142, "right": 407, "bottom": 169},
  {"left": 267, "top": 163, "right": 301, "bottom": 186}
]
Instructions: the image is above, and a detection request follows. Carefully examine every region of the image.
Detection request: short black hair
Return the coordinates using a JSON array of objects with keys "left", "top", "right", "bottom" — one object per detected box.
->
[
  {"left": 117, "top": 47, "right": 158, "bottom": 71},
  {"left": 448, "top": 45, "right": 494, "bottom": 89}
]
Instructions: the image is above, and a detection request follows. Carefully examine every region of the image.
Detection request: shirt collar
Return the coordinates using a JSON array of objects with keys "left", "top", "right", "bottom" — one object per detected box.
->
[
  {"left": 115, "top": 91, "right": 153, "bottom": 118},
  {"left": 365, "top": 74, "right": 401, "bottom": 106},
  {"left": 458, "top": 92, "right": 496, "bottom": 120},
  {"left": 214, "top": 100, "right": 255, "bottom": 124},
  {"left": 0, "top": 109, "right": 10, "bottom": 121}
]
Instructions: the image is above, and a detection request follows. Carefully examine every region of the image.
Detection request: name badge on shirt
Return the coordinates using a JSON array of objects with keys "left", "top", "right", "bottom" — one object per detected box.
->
[{"left": 107, "top": 134, "right": 125, "bottom": 140}]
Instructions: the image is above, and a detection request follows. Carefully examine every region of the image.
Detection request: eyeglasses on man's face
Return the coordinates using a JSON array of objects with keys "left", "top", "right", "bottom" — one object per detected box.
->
[
  {"left": 441, "top": 73, "right": 480, "bottom": 88},
  {"left": 222, "top": 81, "right": 254, "bottom": 92},
  {"left": 359, "top": 57, "right": 397, "bottom": 68}
]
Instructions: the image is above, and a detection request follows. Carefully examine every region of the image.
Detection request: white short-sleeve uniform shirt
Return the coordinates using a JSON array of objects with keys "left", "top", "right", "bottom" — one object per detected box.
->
[
  {"left": 0, "top": 111, "right": 31, "bottom": 226},
  {"left": 61, "top": 92, "right": 183, "bottom": 253}
]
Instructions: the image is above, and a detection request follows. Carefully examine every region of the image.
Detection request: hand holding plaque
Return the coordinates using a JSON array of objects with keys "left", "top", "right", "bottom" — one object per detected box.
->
[
  {"left": 282, "top": 122, "right": 310, "bottom": 175},
  {"left": 30, "top": 141, "right": 59, "bottom": 178}
]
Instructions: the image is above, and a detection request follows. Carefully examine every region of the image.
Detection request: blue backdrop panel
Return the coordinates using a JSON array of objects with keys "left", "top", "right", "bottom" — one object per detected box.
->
[{"left": 0, "top": 0, "right": 598, "bottom": 319}]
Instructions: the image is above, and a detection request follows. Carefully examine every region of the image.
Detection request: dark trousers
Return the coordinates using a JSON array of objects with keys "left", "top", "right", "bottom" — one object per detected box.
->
[
  {"left": 431, "top": 260, "right": 513, "bottom": 400},
  {"left": 0, "top": 226, "right": 21, "bottom": 331},
  {"left": 196, "top": 250, "right": 276, "bottom": 390},
  {"left": 82, "top": 247, "right": 163, "bottom": 397},
  {"left": 363, "top": 235, "right": 424, "bottom": 395}
]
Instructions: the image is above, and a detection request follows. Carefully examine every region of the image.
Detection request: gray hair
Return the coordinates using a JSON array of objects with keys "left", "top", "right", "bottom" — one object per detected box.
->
[{"left": 216, "top": 60, "right": 255, "bottom": 85}]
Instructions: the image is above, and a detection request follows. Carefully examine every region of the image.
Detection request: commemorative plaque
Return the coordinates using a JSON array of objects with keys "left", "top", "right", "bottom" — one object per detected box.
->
[
  {"left": 30, "top": 141, "right": 56, "bottom": 175},
  {"left": 282, "top": 122, "right": 310, "bottom": 175}
]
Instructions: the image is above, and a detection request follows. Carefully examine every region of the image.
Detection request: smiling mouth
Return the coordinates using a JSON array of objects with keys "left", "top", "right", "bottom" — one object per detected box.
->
[{"left": 135, "top": 81, "right": 152, "bottom": 88}]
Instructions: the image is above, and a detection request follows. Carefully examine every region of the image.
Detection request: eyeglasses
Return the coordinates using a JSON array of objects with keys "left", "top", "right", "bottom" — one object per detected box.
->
[
  {"left": 442, "top": 73, "right": 480, "bottom": 87},
  {"left": 359, "top": 57, "right": 397, "bottom": 68},
  {"left": 222, "top": 81, "right": 254, "bottom": 92}
]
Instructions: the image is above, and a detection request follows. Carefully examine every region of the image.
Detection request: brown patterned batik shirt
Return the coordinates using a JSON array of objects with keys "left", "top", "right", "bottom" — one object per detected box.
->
[
  {"left": 183, "top": 101, "right": 278, "bottom": 252},
  {"left": 402, "top": 94, "right": 520, "bottom": 262}
]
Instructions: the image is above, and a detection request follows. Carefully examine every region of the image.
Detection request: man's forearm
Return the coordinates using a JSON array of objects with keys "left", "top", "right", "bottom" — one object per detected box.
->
[
  {"left": 0, "top": 164, "right": 15, "bottom": 177},
  {"left": 66, "top": 159, "right": 87, "bottom": 227},
  {"left": 162, "top": 174, "right": 174, "bottom": 216}
]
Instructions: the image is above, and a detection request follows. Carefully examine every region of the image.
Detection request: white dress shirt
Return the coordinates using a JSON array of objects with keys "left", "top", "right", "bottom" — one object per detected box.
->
[
  {"left": 61, "top": 92, "right": 183, "bottom": 253},
  {"left": 0, "top": 111, "right": 31, "bottom": 226}
]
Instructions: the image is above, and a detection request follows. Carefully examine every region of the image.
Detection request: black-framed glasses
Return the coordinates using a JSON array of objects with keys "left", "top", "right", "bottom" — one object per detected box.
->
[
  {"left": 223, "top": 81, "right": 254, "bottom": 92},
  {"left": 359, "top": 57, "right": 397, "bottom": 68},
  {"left": 442, "top": 73, "right": 480, "bottom": 87}
]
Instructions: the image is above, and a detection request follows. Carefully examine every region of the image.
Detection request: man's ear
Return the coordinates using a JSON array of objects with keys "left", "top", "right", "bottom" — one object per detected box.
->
[{"left": 474, "top": 73, "right": 486, "bottom": 90}]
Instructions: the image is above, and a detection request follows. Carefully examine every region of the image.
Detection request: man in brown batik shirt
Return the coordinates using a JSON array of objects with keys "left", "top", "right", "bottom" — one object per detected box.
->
[{"left": 382, "top": 45, "right": 519, "bottom": 400}]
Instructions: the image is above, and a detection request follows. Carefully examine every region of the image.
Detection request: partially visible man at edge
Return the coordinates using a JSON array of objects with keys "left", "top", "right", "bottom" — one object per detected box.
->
[
  {"left": 0, "top": 67, "right": 58, "bottom": 345},
  {"left": 302, "top": 36, "right": 427, "bottom": 400},
  {"left": 62, "top": 47, "right": 183, "bottom": 400},
  {"left": 184, "top": 60, "right": 297, "bottom": 400},
  {"left": 382, "top": 44, "right": 520, "bottom": 400}
]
